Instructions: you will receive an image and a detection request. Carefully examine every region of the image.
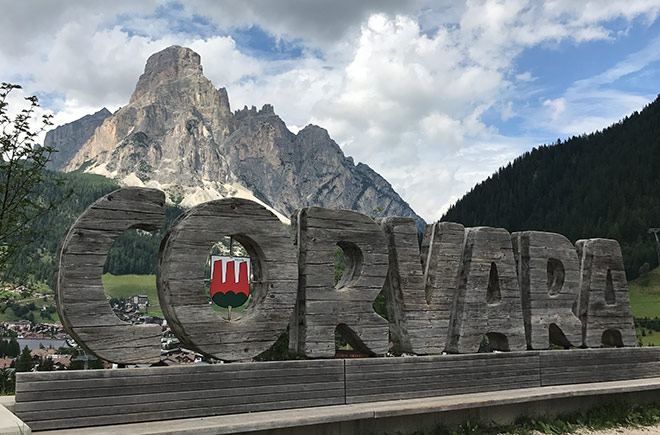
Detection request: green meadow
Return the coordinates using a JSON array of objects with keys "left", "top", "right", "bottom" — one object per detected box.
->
[
  {"left": 101, "top": 274, "right": 248, "bottom": 317},
  {"left": 102, "top": 274, "right": 162, "bottom": 316},
  {"left": 628, "top": 266, "right": 660, "bottom": 318}
]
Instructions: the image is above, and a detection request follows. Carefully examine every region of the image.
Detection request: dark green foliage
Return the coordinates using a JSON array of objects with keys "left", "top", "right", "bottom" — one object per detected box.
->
[
  {"left": 15, "top": 345, "right": 33, "bottom": 372},
  {"left": 443, "top": 96, "right": 660, "bottom": 280},
  {"left": 37, "top": 356, "right": 54, "bottom": 371},
  {"left": 68, "top": 347, "right": 105, "bottom": 370},
  {"left": 0, "top": 369, "right": 15, "bottom": 395},
  {"left": 4, "top": 169, "right": 184, "bottom": 286},
  {"left": 0, "top": 83, "right": 58, "bottom": 274},
  {"left": 4, "top": 170, "right": 118, "bottom": 286},
  {"left": 104, "top": 205, "right": 184, "bottom": 276},
  {"left": 253, "top": 328, "right": 303, "bottom": 361},
  {"left": 334, "top": 245, "right": 346, "bottom": 285},
  {"left": 635, "top": 317, "right": 660, "bottom": 332},
  {"left": 0, "top": 337, "right": 20, "bottom": 358}
]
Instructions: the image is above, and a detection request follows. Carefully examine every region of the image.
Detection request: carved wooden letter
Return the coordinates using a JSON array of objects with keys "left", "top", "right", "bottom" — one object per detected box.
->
[
  {"left": 512, "top": 231, "right": 582, "bottom": 349},
  {"left": 157, "top": 198, "right": 297, "bottom": 361},
  {"left": 380, "top": 217, "right": 464, "bottom": 354},
  {"left": 55, "top": 187, "right": 164, "bottom": 364},
  {"left": 577, "top": 238, "right": 636, "bottom": 347},
  {"left": 446, "top": 227, "right": 526, "bottom": 353},
  {"left": 289, "top": 208, "right": 389, "bottom": 358}
]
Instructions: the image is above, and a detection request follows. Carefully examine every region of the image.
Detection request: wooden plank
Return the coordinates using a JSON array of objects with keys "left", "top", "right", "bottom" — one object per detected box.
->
[
  {"left": 346, "top": 376, "right": 540, "bottom": 403},
  {"left": 16, "top": 372, "right": 345, "bottom": 402},
  {"left": 25, "top": 396, "right": 344, "bottom": 431},
  {"left": 16, "top": 380, "right": 346, "bottom": 413},
  {"left": 539, "top": 348, "right": 660, "bottom": 367},
  {"left": 16, "top": 363, "right": 343, "bottom": 393},
  {"left": 18, "top": 388, "right": 344, "bottom": 422},
  {"left": 346, "top": 368, "right": 539, "bottom": 391},
  {"left": 345, "top": 360, "right": 539, "bottom": 381},
  {"left": 17, "top": 358, "right": 342, "bottom": 382}
]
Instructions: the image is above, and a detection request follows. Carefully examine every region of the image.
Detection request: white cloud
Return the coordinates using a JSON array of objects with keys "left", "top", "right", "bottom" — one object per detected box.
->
[
  {"left": 543, "top": 97, "right": 566, "bottom": 121},
  {"left": 528, "top": 33, "right": 660, "bottom": 138},
  {"left": 2, "top": 0, "right": 659, "bottom": 222}
]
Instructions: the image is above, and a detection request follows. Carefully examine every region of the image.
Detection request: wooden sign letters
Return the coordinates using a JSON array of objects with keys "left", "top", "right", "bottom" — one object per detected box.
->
[{"left": 56, "top": 188, "right": 637, "bottom": 364}]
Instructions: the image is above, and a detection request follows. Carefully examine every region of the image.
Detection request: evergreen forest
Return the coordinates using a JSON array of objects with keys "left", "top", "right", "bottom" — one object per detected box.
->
[
  {"left": 4, "top": 170, "right": 183, "bottom": 288},
  {"left": 443, "top": 95, "right": 660, "bottom": 280}
]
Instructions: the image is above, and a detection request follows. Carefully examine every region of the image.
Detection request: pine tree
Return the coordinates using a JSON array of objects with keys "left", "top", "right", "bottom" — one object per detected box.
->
[
  {"left": 15, "top": 346, "right": 33, "bottom": 372},
  {"left": 6, "top": 337, "right": 19, "bottom": 358}
]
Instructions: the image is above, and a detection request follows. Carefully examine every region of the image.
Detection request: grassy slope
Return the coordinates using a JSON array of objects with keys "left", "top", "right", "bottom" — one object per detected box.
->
[
  {"left": 102, "top": 274, "right": 162, "bottom": 316},
  {"left": 628, "top": 266, "right": 660, "bottom": 318},
  {"left": 0, "top": 286, "right": 59, "bottom": 323},
  {"left": 628, "top": 267, "right": 660, "bottom": 346},
  {"left": 101, "top": 274, "right": 247, "bottom": 317}
]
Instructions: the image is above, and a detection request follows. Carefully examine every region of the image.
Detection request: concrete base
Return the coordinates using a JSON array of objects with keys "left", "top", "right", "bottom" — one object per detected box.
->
[
  {"left": 20, "top": 377, "right": 660, "bottom": 435},
  {"left": 0, "top": 396, "right": 31, "bottom": 435}
]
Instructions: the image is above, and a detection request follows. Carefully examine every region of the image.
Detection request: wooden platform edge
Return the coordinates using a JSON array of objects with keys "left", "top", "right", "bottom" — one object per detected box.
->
[{"left": 28, "top": 376, "right": 660, "bottom": 435}]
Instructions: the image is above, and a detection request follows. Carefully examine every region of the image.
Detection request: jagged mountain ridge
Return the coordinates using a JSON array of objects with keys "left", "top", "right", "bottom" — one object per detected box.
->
[
  {"left": 44, "top": 108, "right": 111, "bottom": 171},
  {"left": 52, "top": 45, "right": 422, "bottom": 225}
]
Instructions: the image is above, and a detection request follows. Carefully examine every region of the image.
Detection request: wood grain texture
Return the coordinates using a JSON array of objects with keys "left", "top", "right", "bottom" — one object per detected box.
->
[
  {"left": 289, "top": 207, "right": 389, "bottom": 358},
  {"left": 577, "top": 239, "right": 636, "bottom": 347},
  {"left": 512, "top": 231, "right": 582, "bottom": 349},
  {"left": 380, "top": 218, "right": 464, "bottom": 355},
  {"left": 447, "top": 227, "right": 526, "bottom": 353},
  {"left": 539, "top": 347, "right": 660, "bottom": 386},
  {"left": 157, "top": 198, "right": 298, "bottom": 361},
  {"left": 345, "top": 351, "right": 541, "bottom": 403},
  {"left": 14, "top": 359, "right": 345, "bottom": 431},
  {"left": 55, "top": 187, "right": 164, "bottom": 364}
]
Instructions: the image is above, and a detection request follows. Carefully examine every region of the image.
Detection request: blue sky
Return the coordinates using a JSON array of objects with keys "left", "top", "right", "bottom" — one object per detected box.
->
[{"left": 1, "top": 0, "right": 659, "bottom": 221}]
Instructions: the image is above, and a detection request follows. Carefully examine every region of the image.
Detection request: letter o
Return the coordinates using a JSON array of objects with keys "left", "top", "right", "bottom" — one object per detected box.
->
[{"left": 157, "top": 198, "right": 297, "bottom": 361}]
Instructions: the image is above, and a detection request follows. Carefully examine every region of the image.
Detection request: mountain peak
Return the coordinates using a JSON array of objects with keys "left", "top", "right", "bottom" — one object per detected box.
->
[
  {"left": 61, "top": 45, "right": 424, "bottom": 228},
  {"left": 130, "top": 45, "right": 203, "bottom": 104}
]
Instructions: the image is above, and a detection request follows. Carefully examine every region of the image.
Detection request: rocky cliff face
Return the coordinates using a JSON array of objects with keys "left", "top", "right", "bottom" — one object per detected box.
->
[
  {"left": 44, "top": 108, "right": 111, "bottom": 170},
  {"left": 62, "top": 45, "right": 423, "bottom": 225}
]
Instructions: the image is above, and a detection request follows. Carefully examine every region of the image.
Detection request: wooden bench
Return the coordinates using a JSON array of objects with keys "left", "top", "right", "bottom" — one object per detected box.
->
[
  {"left": 15, "top": 359, "right": 344, "bottom": 431},
  {"left": 540, "top": 347, "right": 660, "bottom": 386},
  {"left": 345, "top": 351, "right": 541, "bottom": 403},
  {"left": 14, "top": 347, "right": 660, "bottom": 432}
]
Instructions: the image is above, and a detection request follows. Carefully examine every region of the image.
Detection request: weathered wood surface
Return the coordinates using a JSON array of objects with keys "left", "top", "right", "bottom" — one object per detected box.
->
[
  {"left": 289, "top": 207, "right": 389, "bottom": 358},
  {"left": 380, "top": 218, "right": 464, "bottom": 354},
  {"left": 577, "top": 239, "right": 637, "bottom": 347},
  {"left": 55, "top": 187, "right": 164, "bottom": 364},
  {"left": 447, "top": 227, "right": 527, "bottom": 353},
  {"left": 540, "top": 347, "right": 660, "bottom": 386},
  {"left": 15, "top": 359, "right": 345, "bottom": 431},
  {"left": 15, "top": 348, "right": 660, "bottom": 431},
  {"left": 512, "top": 231, "right": 582, "bottom": 349},
  {"left": 345, "top": 352, "right": 541, "bottom": 403},
  {"left": 158, "top": 198, "right": 297, "bottom": 361}
]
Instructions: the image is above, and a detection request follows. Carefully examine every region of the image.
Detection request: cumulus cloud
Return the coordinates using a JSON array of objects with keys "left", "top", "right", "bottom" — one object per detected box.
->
[{"left": 2, "top": 0, "right": 659, "bottom": 221}]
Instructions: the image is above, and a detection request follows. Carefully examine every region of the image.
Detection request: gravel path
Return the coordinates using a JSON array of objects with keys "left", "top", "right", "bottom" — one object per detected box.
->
[{"left": 578, "top": 426, "right": 660, "bottom": 434}]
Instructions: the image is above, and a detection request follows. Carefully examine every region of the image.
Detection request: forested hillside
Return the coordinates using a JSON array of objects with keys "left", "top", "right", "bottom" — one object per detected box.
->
[
  {"left": 443, "top": 95, "right": 660, "bottom": 280},
  {"left": 5, "top": 171, "right": 183, "bottom": 288}
]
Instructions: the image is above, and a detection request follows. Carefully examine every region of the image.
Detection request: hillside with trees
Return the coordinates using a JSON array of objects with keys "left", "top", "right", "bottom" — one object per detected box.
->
[
  {"left": 443, "top": 95, "right": 660, "bottom": 280},
  {"left": 4, "top": 170, "right": 183, "bottom": 288}
]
